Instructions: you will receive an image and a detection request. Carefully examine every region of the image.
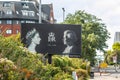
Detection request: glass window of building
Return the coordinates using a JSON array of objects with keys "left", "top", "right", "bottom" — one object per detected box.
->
[
  {"left": 21, "top": 20, "right": 25, "bottom": 23},
  {"left": 6, "top": 10, "right": 12, "bottom": 15},
  {"left": 22, "top": 3, "right": 29, "bottom": 8},
  {"left": 16, "top": 30, "right": 19, "bottom": 34},
  {"left": 29, "top": 11, "right": 35, "bottom": 17},
  {"left": 0, "top": 11, "right": 2, "bottom": 15},
  {"left": 22, "top": 10, "right": 28, "bottom": 16},
  {"left": 16, "top": 21, "right": 19, "bottom": 24},
  {"left": 6, "top": 29, "right": 12, "bottom": 34},
  {"left": 6, "top": 20, "right": 12, "bottom": 24},
  {"left": 0, "top": 20, "right": 2, "bottom": 24},
  {"left": 26, "top": 20, "right": 35, "bottom": 23},
  {"left": 3, "top": 2, "right": 11, "bottom": 7},
  {"left": 41, "top": 12, "right": 48, "bottom": 20}
]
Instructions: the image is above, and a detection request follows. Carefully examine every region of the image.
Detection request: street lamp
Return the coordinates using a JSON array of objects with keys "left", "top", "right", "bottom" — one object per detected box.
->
[
  {"left": 39, "top": 0, "right": 41, "bottom": 23},
  {"left": 62, "top": 8, "right": 65, "bottom": 22}
]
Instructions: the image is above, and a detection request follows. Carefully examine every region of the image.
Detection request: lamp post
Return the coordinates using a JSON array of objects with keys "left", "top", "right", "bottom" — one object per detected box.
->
[
  {"left": 62, "top": 8, "right": 65, "bottom": 22},
  {"left": 39, "top": 0, "right": 41, "bottom": 23}
]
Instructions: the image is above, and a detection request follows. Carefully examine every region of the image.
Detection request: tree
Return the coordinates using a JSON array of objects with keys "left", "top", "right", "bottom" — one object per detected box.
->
[
  {"left": 112, "top": 42, "right": 120, "bottom": 51},
  {"left": 104, "top": 42, "right": 120, "bottom": 65},
  {"left": 112, "top": 42, "right": 120, "bottom": 64},
  {"left": 63, "top": 10, "right": 110, "bottom": 62},
  {"left": 104, "top": 50, "right": 113, "bottom": 64}
]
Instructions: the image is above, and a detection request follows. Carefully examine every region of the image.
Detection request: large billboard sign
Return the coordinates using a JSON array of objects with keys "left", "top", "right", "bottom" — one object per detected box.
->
[{"left": 21, "top": 23, "right": 81, "bottom": 57}]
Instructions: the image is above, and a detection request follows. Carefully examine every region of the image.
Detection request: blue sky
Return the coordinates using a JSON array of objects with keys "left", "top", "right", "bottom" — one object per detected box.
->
[{"left": 1, "top": 0, "right": 120, "bottom": 51}]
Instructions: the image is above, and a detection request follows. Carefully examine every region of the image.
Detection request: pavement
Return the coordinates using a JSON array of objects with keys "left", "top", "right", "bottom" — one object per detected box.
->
[
  {"left": 89, "top": 65, "right": 120, "bottom": 80},
  {"left": 90, "top": 72, "right": 120, "bottom": 80}
]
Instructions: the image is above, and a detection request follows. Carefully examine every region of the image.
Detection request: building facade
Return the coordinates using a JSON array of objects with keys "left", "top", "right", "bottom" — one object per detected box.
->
[
  {"left": 0, "top": 0, "right": 55, "bottom": 36},
  {"left": 114, "top": 32, "right": 120, "bottom": 43}
]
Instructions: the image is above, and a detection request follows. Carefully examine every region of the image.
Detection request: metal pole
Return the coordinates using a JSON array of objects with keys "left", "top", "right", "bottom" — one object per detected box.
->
[
  {"left": 62, "top": 8, "right": 65, "bottom": 22},
  {"left": 48, "top": 54, "right": 52, "bottom": 64},
  {"left": 39, "top": 0, "right": 41, "bottom": 23}
]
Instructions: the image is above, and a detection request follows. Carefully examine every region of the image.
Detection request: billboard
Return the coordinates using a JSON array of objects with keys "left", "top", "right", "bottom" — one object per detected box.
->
[{"left": 21, "top": 23, "right": 81, "bottom": 57}]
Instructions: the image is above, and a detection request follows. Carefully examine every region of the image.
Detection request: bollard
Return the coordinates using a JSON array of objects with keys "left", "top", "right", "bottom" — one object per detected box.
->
[
  {"left": 90, "top": 71, "right": 94, "bottom": 79},
  {"left": 72, "top": 71, "right": 78, "bottom": 80},
  {"left": 90, "top": 67, "right": 94, "bottom": 79}
]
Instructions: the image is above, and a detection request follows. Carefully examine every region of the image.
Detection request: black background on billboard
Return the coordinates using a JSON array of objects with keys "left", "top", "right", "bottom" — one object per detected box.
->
[{"left": 21, "top": 23, "right": 81, "bottom": 55}]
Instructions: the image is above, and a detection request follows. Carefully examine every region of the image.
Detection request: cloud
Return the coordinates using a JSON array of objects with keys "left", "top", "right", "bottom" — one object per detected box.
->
[
  {"left": 1, "top": 0, "right": 120, "bottom": 50},
  {"left": 42, "top": 0, "right": 120, "bottom": 50}
]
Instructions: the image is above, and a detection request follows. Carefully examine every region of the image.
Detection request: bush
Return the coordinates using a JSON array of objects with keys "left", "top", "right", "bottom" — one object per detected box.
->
[
  {"left": 0, "top": 35, "right": 89, "bottom": 80},
  {"left": 0, "top": 58, "right": 18, "bottom": 80},
  {"left": 75, "top": 69, "right": 89, "bottom": 80},
  {"left": 53, "top": 72, "right": 73, "bottom": 80}
]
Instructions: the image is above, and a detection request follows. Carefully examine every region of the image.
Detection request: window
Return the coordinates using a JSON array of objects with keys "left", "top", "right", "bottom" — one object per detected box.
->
[
  {"left": 22, "top": 3, "right": 29, "bottom": 8},
  {"left": 29, "top": 11, "right": 35, "bottom": 17},
  {"left": 26, "top": 20, "right": 35, "bottom": 23},
  {"left": 16, "top": 21, "right": 19, "bottom": 24},
  {"left": 16, "top": 30, "right": 18, "bottom": 34},
  {"left": 6, "top": 10, "right": 12, "bottom": 15},
  {"left": 3, "top": 2, "right": 11, "bottom": 7},
  {"left": 0, "top": 20, "right": 2, "bottom": 24},
  {"left": 21, "top": 10, "right": 28, "bottom": 16},
  {"left": 0, "top": 11, "right": 2, "bottom": 15},
  {"left": 6, "top": 29, "right": 12, "bottom": 34},
  {"left": 21, "top": 20, "right": 25, "bottom": 23},
  {"left": 41, "top": 12, "right": 48, "bottom": 20},
  {"left": 6, "top": 20, "right": 12, "bottom": 24},
  {"left": 22, "top": 10, "right": 35, "bottom": 17}
]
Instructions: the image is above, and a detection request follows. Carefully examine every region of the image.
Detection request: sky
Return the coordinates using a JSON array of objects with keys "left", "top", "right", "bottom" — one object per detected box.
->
[
  {"left": 1, "top": 0, "right": 120, "bottom": 51},
  {"left": 42, "top": 0, "right": 120, "bottom": 51},
  {"left": 41, "top": 0, "right": 120, "bottom": 50}
]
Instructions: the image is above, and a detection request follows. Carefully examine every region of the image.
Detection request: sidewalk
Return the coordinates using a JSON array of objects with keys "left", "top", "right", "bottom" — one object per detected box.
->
[{"left": 90, "top": 72, "right": 120, "bottom": 80}]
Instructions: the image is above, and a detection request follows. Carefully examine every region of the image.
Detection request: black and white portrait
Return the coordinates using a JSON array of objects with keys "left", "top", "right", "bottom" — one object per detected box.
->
[
  {"left": 26, "top": 28, "right": 41, "bottom": 53},
  {"left": 63, "top": 30, "right": 78, "bottom": 54}
]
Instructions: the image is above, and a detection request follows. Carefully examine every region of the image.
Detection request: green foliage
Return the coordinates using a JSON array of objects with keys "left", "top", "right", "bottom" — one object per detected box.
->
[
  {"left": 63, "top": 10, "right": 110, "bottom": 63},
  {"left": 52, "top": 56, "right": 73, "bottom": 68},
  {"left": 75, "top": 69, "right": 89, "bottom": 80},
  {"left": 104, "top": 42, "right": 120, "bottom": 64},
  {"left": 112, "top": 42, "right": 120, "bottom": 51},
  {"left": 0, "top": 58, "right": 18, "bottom": 80},
  {"left": 104, "top": 50, "right": 112, "bottom": 64},
  {"left": 53, "top": 72, "right": 73, "bottom": 80},
  {"left": 52, "top": 56, "right": 90, "bottom": 79},
  {"left": 112, "top": 42, "right": 120, "bottom": 64},
  {"left": 0, "top": 34, "right": 89, "bottom": 80}
]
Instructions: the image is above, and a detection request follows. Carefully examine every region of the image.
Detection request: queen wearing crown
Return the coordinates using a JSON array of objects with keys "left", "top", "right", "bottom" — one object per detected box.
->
[{"left": 26, "top": 28, "right": 41, "bottom": 53}]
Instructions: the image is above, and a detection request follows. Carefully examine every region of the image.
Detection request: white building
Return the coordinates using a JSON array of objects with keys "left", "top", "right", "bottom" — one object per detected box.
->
[{"left": 114, "top": 32, "right": 120, "bottom": 43}]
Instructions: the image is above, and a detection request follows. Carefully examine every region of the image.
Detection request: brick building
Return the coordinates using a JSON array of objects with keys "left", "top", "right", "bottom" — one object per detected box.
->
[{"left": 0, "top": 0, "right": 55, "bottom": 36}]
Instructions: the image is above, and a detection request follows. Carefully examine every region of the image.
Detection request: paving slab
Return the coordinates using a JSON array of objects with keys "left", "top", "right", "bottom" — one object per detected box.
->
[{"left": 90, "top": 72, "right": 120, "bottom": 80}]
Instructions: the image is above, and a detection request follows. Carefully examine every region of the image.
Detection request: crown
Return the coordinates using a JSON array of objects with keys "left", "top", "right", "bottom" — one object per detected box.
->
[
  {"left": 48, "top": 32, "right": 55, "bottom": 37},
  {"left": 26, "top": 28, "right": 37, "bottom": 39}
]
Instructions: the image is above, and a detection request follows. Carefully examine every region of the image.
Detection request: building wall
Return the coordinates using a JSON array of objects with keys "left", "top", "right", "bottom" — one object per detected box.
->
[
  {"left": 114, "top": 32, "right": 120, "bottom": 43},
  {"left": 0, "top": 1, "right": 55, "bottom": 37},
  {"left": 0, "top": 24, "right": 20, "bottom": 37}
]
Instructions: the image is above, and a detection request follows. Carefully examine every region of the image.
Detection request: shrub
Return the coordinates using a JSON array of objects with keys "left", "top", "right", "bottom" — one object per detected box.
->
[
  {"left": 75, "top": 69, "right": 89, "bottom": 80},
  {"left": 53, "top": 72, "right": 73, "bottom": 80},
  {"left": 0, "top": 35, "right": 89, "bottom": 80},
  {"left": 0, "top": 58, "right": 18, "bottom": 80}
]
